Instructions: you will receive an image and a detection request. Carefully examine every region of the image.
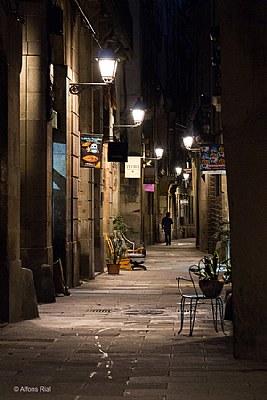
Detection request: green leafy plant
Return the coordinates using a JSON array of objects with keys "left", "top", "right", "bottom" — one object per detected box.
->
[
  {"left": 106, "top": 216, "right": 129, "bottom": 264},
  {"left": 108, "top": 230, "right": 127, "bottom": 264},
  {"left": 191, "top": 252, "right": 220, "bottom": 281},
  {"left": 213, "top": 219, "right": 230, "bottom": 260},
  {"left": 113, "top": 215, "right": 129, "bottom": 235},
  {"left": 191, "top": 252, "right": 225, "bottom": 297},
  {"left": 213, "top": 219, "right": 232, "bottom": 283}
]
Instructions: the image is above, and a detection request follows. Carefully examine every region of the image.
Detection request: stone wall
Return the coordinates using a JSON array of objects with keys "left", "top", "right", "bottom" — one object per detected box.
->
[{"left": 220, "top": 0, "right": 267, "bottom": 361}]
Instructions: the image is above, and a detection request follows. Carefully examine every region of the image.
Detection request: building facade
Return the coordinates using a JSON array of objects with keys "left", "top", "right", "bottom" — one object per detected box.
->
[{"left": 0, "top": 0, "right": 134, "bottom": 322}]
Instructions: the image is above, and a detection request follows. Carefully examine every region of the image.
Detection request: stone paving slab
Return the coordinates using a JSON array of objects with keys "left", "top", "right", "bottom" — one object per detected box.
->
[{"left": 0, "top": 239, "right": 267, "bottom": 399}]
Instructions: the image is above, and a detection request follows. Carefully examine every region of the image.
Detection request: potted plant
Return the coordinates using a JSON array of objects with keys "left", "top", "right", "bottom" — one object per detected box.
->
[
  {"left": 106, "top": 221, "right": 128, "bottom": 274},
  {"left": 113, "top": 215, "right": 129, "bottom": 236},
  {"left": 213, "top": 219, "right": 232, "bottom": 283},
  {"left": 212, "top": 219, "right": 232, "bottom": 317},
  {"left": 213, "top": 219, "right": 231, "bottom": 262},
  {"left": 192, "top": 252, "right": 225, "bottom": 297}
]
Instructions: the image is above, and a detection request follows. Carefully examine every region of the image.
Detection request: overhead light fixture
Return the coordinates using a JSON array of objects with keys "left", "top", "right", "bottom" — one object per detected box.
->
[{"left": 69, "top": 47, "right": 119, "bottom": 94}]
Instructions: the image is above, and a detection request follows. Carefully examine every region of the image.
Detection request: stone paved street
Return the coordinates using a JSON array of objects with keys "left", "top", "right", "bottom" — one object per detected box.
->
[{"left": 0, "top": 239, "right": 267, "bottom": 399}]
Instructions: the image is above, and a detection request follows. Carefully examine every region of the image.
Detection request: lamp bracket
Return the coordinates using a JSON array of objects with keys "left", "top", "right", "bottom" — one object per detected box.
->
[
  {"left": 69, "top": 82, "right": 107, "bottom": 95},
  {"left": 142, "top": 156, "right": 162, "bottom": 161},
  {"left": 113, "top": 123, "right": 141, "bottom": 128}
]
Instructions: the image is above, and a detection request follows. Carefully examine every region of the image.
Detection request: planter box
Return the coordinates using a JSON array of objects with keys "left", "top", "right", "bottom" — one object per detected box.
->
[
  {"left": 199, "top": 279, "right": 224, "bottom": 297},
  {"left": 106, "top": 263, "right": 120, "bottom": 274}
]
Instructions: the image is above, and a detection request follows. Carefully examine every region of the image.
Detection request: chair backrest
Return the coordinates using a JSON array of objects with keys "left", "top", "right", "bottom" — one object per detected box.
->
[
  {"left": 122, "top": 234, "right": 136, "bottom": 250},
  {"left": 188, "top": 265, "right": 202, "bottom": 296},
  {"left": 176, "top": 266, "right": 203, "bottom": 298},
  {"left": 122, "top": 233, "right": 146, "bottom": 255},
  {"left": 106, "top": 235, "right": 113, "bottom": 252}
]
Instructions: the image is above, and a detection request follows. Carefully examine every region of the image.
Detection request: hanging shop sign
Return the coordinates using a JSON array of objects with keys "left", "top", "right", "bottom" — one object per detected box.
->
[
  {"left": 108, "top": 142, "right": 128, "bottom": 162},
  {"left": 200, "top": 144, "right": 226, "bottom": 174},
  {"left": 125, "top": 156, "right": 141, "bottom": 178},
  {"left": 80, "top": 134, "right": 103, "bottom": 168},
  {"left": 144, "top": 184, "right": 154, "bottom": 192},
  {"left": 143, "top": 167, "right": 155, "bottom": 184}
]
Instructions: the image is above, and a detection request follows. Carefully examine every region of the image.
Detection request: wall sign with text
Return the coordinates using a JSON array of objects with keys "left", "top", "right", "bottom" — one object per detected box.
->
[{"left": 125, "top": 156, "right": 141, "bottom": 178}]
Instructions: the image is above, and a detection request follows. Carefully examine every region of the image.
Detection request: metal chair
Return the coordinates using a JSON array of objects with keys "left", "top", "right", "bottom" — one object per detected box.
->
[
  {"left": 176, "top": 265, "right": 225, "bottom": 336},
  {"left": 122, "top": 234, "right": 147, "bottom": 270},
  {"left": 106, "top": 234, "right": 146, "bottom": 270}
]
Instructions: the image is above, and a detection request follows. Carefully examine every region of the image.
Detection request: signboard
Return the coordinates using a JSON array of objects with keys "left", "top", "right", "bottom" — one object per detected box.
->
[
  {"left": 125, "top": 156, "right": 141, "bottom": 178},
  {"left": 144, "top": 184, "right": 154, "bottom": 192},
  {"left": 200, "top": 144, "right": 226, "bottom": 174},
  {"left": 144, "top": 167, "right": 155, "bottom": 184},
  {"left": 80, "top": 134, "right": 103, "bottom": 168},
  {"left": 108, "top": 142, "right": 128, "bottom": 162}
]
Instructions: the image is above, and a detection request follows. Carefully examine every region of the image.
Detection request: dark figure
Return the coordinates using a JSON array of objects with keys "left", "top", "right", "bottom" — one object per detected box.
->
[{"left": 162, "top": 212, "right": 173, "bottom": 245}]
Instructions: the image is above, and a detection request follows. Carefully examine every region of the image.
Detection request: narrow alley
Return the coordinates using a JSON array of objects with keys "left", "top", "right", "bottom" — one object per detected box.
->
[{"left": 0, "top": 239, "right": 266, "bottom": 399}]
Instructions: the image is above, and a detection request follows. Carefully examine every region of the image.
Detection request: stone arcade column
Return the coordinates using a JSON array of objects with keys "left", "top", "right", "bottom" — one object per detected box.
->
[
  {"left": 20, "top": 3, "right": 53, "bottom": 270},
  {"left": 0, "top": 7, "right": 38, "bottom": 322},
  {"left": 220, "top": 0, "right": 267, "bottom": 361}
]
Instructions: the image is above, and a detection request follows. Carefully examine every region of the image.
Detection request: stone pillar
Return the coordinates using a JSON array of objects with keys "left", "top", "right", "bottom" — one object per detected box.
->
[
  {"left": 94, "top": 168, "right": 105, "bottom": 273},
  {"left": 20, "top": 3, "right": 53, "bottom": 268},
  {"left": 220, "top": 0, "right": 267, "bottom": 361},
  {"left": 0, "top": 7, "right": 39, "bottom": 321}
]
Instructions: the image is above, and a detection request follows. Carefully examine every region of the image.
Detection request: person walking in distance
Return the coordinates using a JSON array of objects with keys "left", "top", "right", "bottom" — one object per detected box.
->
[{"left": 162, "top": 212, "right": 173, "bottom": 245}]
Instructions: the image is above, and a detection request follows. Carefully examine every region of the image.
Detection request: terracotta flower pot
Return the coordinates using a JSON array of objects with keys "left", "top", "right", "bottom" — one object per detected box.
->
[
  {"left": 199, "top": 279, "right": 224, "bottom": 297},
  {"left": 106, "top": 263, "right": 120, "bottom": 274}
]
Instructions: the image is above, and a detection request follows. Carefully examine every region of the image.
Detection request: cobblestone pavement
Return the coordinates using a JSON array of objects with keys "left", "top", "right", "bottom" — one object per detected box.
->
[{"left": 0, "top": 239, "right": 267, "bottom": 399}]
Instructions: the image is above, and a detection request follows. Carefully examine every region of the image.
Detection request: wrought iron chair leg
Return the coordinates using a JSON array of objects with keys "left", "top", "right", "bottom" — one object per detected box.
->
[
  {"left": 178, "top": 297, "right": 186, "bottom": 334},
  {"left": 189, "top": 298, "right": 198, "bottom": 336},
  {"left": 218, "top": 297, "right": 226, "bottom": 335},
  {"left": 211, "top": 299, "right": 219, "bottom": 332},
  {"left": 211, "top": 298, "right": 226, "bottom": 334}
]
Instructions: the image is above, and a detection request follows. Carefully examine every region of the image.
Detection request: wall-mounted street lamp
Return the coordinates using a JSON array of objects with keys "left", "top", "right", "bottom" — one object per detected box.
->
[
  {"left": 182, "top": 135, "right": 201, "bottom": 153},
  {"left": 183, "top": 172, "right": 190, "bottom": 181},
  {"left": 95, "top": 47, "right": 118, "bottom": 84},
  {"left": 69, "top": 47, "right": 119, "bottom": 94},
  {"left": 174, "top": 166, "right": 191, "bottom": 188},
  {"left": 131, "top": 97, "right": 146, "bottom": 126},
  {"left": 114, "top": 97, "right": 146, "bottom": 128},
  {"left": 142, "top": 145, "right": 164, "bottom": 165},
  {"left": 155, "top": 146, "right": 164, "bottom": 159},
  {"left": 183, "top": 135, "right": 194, "bottom": 149},
  {"left": 146, "top": 145, "right": 164, "bottom": 160},
  {"left": 175, "top": 166, "right": 183, "bottom": 176},
  {"left": 183, "top": 172, "right": 190, "bottom": 188}
]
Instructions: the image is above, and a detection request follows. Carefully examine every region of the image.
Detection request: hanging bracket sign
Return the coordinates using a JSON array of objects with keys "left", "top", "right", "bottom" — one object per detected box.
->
[
  {"left": 80, "top": 133, "right": 103, "bottom": 168},
  {"left": 125, "top": 156, "right": 141, "bottom": 178},
  {"left": 200, "top": 144, "right": 226, "bottom": 174}
]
